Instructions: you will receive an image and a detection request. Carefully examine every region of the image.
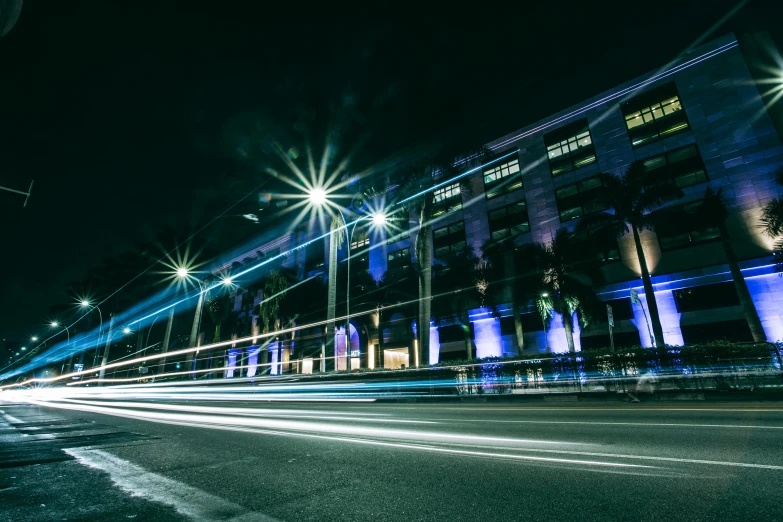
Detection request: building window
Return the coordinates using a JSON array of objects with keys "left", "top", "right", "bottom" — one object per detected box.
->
[
  {"left": 433, "top": 221, "right": 466, "bottom": 258},
  {"left": 350, "top": 228, "right": 369, "bottom": 250},
  {"left": 488, "top": 201, "right": 530, "bottom": 241},
  {"left": 432, "top": 183, "right": 462, "bottom": 217},
  {"left": 654, "top": 200, "right": 721, "bottom": 251},
  {"left": 387, "top": 247, "right": 410, "bottom": 271},
  {"left": 554, "top": 176, "right": 608, "bottom": 222},
  {"left": 520, "top": 312, "right": 545, "bottom": 332},
  {"left": 571, "top": 226, "right": 620, "bottom": 263},
  {"left": 673, "top": 282, "right": 740, "bottom": 313},
  {"left": 544, "top": 119, "right": 597, "bottom": 177},
  {"left": 483, "top": 156, "right": 523, "bottom": 199},
  {"left": 387, "top": 227, "right": 410, "bottom": 245},
  {"left": 603, "top": 298, "right": 634, "bottom": 321},
  {"left": 621, "top": 82, "right": 689, "bottom": 148},
  {"left": 641, "top": 144, "right": 708, "bottom": 188}
]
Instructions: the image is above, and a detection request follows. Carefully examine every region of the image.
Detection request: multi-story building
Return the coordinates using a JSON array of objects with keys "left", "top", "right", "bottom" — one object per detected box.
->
[{"left": 214, "top": 33, "right": 783, "bottom": 376}]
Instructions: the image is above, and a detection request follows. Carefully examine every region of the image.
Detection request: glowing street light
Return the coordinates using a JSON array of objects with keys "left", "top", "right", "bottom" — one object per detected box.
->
[
  {"left": 21, "top": 347, "right": 26, "bottom": 351},
  {"left": 372, "top": 212, "right": 387, "bottom": 225},
  {"left": 542, "top": 293, "right": 549, "bottom": 297},
  {"left": 222, "top": 277, "right": 233, "bottom": 286},
  {"left": 50, "top": 321, "right": 58, "bottom": 327},
  {"left": 31, "top": 336, "right": 37, "bottom": 341},
  {"left": 123, "top": 327, "right": 131, "bottom": 335},
  {"left": 80, "top": 300, "right": 90, "bottom": 307},
  {"left": 176, "top": 267, "right": 189, "bottom": 278},
  {"left": 308, "top": 188, "right": 327, "bottom": 207}
]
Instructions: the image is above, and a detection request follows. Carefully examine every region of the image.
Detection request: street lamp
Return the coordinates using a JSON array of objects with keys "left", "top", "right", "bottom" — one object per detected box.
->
[
  {"left": 308, "top": 188, "right": 327, "bottom": 207},
  {"left": 307, "top": 189, "right": 388, "bottom": 371},
  {"left": 345, "top": 211, "right": 387, "bottom": 371},
  {"left": 50, "top": 321, "right": 70, "bottom": 343},
  {"left": 80, "top": 300, "right": 104, "bottom": 368},
  {"left": 31, "top": 336, "right": 37, "bottom": 342},
  {"left": 179, "top": 268, "right": 235, "bottom": 377},
  {"left": 123, "top": 327, "right": 131, "bottom": 334}
]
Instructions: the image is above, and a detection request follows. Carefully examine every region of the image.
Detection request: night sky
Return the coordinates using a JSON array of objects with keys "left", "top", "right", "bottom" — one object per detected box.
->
[{"left": 1, "top": 0, "right": 780, "bottom": 343}]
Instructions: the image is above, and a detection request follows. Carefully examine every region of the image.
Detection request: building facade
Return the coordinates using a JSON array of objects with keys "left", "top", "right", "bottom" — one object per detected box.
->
[{"left": 217, "top": 33, "right": 783, "bottom": 376}]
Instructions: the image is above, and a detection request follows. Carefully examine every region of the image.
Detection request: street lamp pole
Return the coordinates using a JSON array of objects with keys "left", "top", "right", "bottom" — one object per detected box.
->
[
  {"left": 51, "top": 322, "right": 71, "bottom": 374},
  {"left": 98, "top": 314, "right": 115, "bottom": 383},
  {"left": 186, "top": 280, "right": 207, "bottom": 377},
  {"left": 80, "top": 302, "right": 103, "bottom": 368}
]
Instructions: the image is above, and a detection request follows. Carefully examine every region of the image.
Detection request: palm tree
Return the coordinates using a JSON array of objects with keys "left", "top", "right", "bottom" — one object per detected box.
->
[
  {"left": 534, "top": 229, "right": 603, "bottom": 353},
  {"left": 697, "top": 188, "right": 766, "bottom": 342},
  {"left": 414, "top": 188, "right": 435, "bottom": 366},
  {"left": 482, "top": 240, "right": 541, "bottom": 354},
  {"left": 431, "top": 250, "right": 489, "bottom": 360},
  {"left": 761, "top": 166, "right": 783, "bottom": 272},
  {"left": 258, "top": 270, "right": 290, "bottom": 371},
  {"left": 326, "top": 216, "right": 345, "bottom": 371},
  {"left": 576, "top": 161, "right": 683, "bottom": 348}
]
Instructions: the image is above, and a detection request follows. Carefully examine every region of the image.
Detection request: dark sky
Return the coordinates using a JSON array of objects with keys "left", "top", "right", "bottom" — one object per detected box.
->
[{"left": 1, "top": 0, "right": 780, "bottom": 341}]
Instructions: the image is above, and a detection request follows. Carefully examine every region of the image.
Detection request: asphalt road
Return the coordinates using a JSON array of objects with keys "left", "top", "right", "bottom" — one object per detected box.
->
[{"left": 2, "top": 397, "right": 783, "bottom": 521}]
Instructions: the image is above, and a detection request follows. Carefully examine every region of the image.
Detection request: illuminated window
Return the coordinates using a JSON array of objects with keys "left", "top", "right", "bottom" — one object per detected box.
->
[
  {"left": 433, "top": 183, "right": 460, "bottom": 203},
  {"left": 483, "top": 156, "right": 523, "bottom": 199},
  {"left": 387, "top": 247, "right": 410, "bottom": 270},
  {"left": 621, "top": 82, "right": 689, "bottom": 148},
  {"left": 350, "top": 228, "right": 369, "bottom": 250},
  {"left": 432, "top": 183, "right": 462, "bottom": 217},
  {"left": 654, "top": 200, "right": 721, "bottom": 250},
  {"left": 554, "top": 176, "right": 608, "bottom": 222},
  {"left": 544, "top": 119, "right": 597, "bottom": 177},
  {"left": 488, "top": 201, "right": 530, "bottom": 241},
  {"left": 433, "top": 221, "right": 466, "bottom": 258},
  {"left": 641, "top": 144, "right": 708, "bottom": 188}
]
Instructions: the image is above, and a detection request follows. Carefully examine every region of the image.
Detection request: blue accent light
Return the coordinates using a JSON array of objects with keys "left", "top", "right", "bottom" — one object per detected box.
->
[{"left": 472, "top": 309, "right": 502, "bottom": 359}]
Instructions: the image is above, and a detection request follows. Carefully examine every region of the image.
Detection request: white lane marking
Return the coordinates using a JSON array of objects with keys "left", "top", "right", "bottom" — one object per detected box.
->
[
  {"left": 1, "top": 412, "right": 25, "bottom": 424},
  {"left": 408, "top": 407, "right": 783, "bottom": 412},
  {"left": 64, "top": 447, "right": 280, "bottom": 522},
  {"left": 445, "top": 419, "right": 783, "bottom": 429},
  {"left": 424, "top": 442, "right": 783, "bottom": 471}
]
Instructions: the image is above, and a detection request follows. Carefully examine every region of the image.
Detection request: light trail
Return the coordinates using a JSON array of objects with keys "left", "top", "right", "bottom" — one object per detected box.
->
[
  {"left": 489, "top": 40, "right": 738, "bottom": 151},
  {"left": 14, "top": 394, "right": 783, "bottom": 473},
  {"left": 0, "top": 32, "right": 754, "bottom": 384}
]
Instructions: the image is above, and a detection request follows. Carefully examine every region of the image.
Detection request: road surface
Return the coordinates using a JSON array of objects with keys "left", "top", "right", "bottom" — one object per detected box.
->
[{"left": 2, "top": 397, "right": 783, "bottom": 521}]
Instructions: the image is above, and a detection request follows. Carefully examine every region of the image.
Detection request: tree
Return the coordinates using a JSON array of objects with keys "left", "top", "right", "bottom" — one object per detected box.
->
[
  {"left": 397, "top": 148, "right": 491, "bottom": 366},
  {"left": 576, "top": 161, "right": 683, "bottom": 348},
  {"left": 326, "top": 215, "right": 345, "bottom": 370},
  {"left": 761, "top": 166, "right": 783, "bottom": 272},
  {"left": 697, "top": 188, "right": 766, "bottom": 342},
  {"left": 534, "top": 229, "right": 603, "bottom": 353},
  {"left": 431, "top": 250, "right": 490, "bottom": 360},
  {"left": 482, "top": 240, "right": 541, "bottom": 354},
  {"left": 259, "top": 270, "right": 290, "bottom": 335}
]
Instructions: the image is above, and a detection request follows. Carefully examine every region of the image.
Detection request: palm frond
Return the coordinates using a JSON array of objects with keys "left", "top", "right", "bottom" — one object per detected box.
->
[
  {"left": 761, "top": 197, "right": 783, "bottom": 238},
  {"left": 636, "top": 181, "right": 684, "bottom": 214}
]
